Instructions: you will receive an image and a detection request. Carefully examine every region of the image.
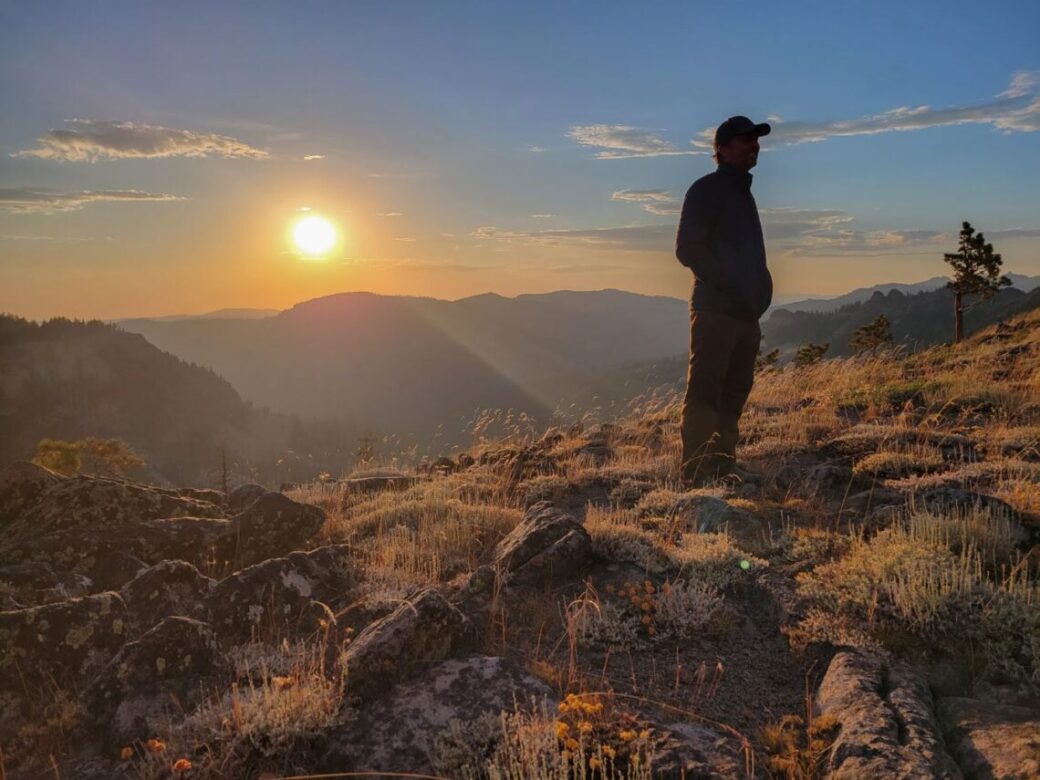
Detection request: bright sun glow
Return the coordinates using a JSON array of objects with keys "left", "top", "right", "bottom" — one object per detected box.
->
[{"left": 292, "top": 215, "right": 337, "bottom": 256}]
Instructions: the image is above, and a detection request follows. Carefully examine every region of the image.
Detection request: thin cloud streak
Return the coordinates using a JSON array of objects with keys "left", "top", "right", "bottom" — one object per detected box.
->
[
  {"left": 0, "top": 187, "right": 187, "bottom": 214},
  {"left": 692, "top": 70, "right": 1040, "bottom": 149},
  {"left": 13, "top": 119, "right": 269, "bottom": 161},
  {"left": 572, "top": 72, "right": 1040, "bottom": 159},
  {"left": 568, "top": 125, "right": 704, "bottom": 159}
]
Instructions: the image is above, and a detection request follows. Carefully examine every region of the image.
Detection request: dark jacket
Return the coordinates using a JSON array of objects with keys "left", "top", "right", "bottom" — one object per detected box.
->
[{"left": 675, "top": 162, "right": 773, "bottom": 321}]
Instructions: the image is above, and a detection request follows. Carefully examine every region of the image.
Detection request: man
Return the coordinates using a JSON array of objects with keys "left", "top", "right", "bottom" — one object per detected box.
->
[{"left": 675, "top": 115, "right": 773, "bottom": 485}]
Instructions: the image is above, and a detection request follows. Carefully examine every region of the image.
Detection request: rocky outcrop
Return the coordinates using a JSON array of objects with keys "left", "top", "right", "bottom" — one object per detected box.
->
[
  {"left": 0, "top": 473, "right": 325, "bottom": 575},
  {"left": 0, "top": 461, "right": 61, "bottom": 531},
  {"left": 494, "top": 502, "right": 591, "bottom": 588},
  {"left": 227, "top": 482, "right": 267, "bottom": 511},
  {"left": 0, "top": 560, "right": 92, "bottom": 609},
  {"left": 342, "top": 588, "right": 468, "bottom": 700},
  {"left": 87, "top": 616, "right": 219, "bottom": 746},
  {"left": 119, "top": 560, "right": 215, "bottom": 635},
  {"left": 0, "top": 592, "right": 128, "bottom": 741},
  {"left": 229, "top": 492, "right": 326, "bottom": 569},
  {"left": 202, "top": 545, "right": 352, "bottom": 645},
  {"left": 654, "top": 722, "right": 747, "bottom": 779},
  {"left": 2, "top": 473, "right": 224, "bottom": 543},
  {"left": 816, "top": 651, "right": 961, "bottom": 778},
  {"left": 938, "top": 696, "right": 1040, "bottom": 780},
  {"left": 321, "top": 655, "right": 555, "bottom": 773}
]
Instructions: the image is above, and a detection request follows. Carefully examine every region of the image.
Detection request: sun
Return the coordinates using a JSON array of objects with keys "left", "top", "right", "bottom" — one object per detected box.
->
[{"left": 292, "top": 214, "right": 338, "bottom": 256}]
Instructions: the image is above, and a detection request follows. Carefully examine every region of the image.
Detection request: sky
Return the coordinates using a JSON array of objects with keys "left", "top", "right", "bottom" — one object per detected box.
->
[{"left": 1, "top": 0, "right": 1039, "bottom": 320}]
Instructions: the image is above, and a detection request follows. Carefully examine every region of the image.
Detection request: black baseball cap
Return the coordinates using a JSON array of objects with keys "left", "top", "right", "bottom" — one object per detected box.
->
[{"left": 714, "top": 115, "right": 771, "bottom": 146}]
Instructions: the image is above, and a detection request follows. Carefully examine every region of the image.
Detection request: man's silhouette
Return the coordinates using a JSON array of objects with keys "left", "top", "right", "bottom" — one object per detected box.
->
[{"left": 675, "top": 115, "right": 773, "bottom": 484}]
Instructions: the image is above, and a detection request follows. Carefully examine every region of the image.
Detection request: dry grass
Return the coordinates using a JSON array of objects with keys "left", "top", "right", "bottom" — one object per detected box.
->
[
  {"left": 125, "top": 637, "right": 345, "bottom": 779},
  {"left": 324, "top": 480, "right": 523, "bottom": 586}
]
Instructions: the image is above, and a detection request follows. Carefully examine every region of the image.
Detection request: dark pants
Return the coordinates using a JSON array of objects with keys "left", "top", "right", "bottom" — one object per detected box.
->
[{"left": 680, "top": 309, "right": 761, "bottom": 482}]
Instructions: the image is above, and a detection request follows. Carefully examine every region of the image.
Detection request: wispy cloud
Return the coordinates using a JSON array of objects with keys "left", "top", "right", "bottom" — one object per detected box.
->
[
  {"left": 0, "top": 233, "right": 97, "bottom": 241},
  {"left": 0, "top": 187, "right": 186, "bottom": 214},
  {"left": 302, "top": 154, "right": 325, "bottom": 161},
  {"left": 472, "top": 224, "right": 672, "bottom": 252},
  {"left": 530, "top": 213, "right": 555, "bottom": 219},
  {"left": 693, "top": 70, "right": 1040, "bottom": 150},
  {"left": 612, "top": 189, "right": 681, "bottom": 216},
  {"left": 568, "top": 125, "right": 704, "bottom": 159},
  {"left": 13, "top": 119, "right": 269, "bottom": 161},
  {"left": 394, "top": 237, "right": 416, "bottom": 242},
  {"left": 377, "top": 212, "right": 403, "bottom": 217},
  {"left": 528, "top": 145, "right": 547, "bottom": 153}
]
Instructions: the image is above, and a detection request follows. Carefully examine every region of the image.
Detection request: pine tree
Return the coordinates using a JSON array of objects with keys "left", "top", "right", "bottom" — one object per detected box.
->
[
  {"left": 793, "top": 342, "right": 829, "bottom": 369},
  {"left": 755, "top": 348, "right": 780, "bottom": 372},
  {"left": 944, "top": 221, "right": 1010, "bottom": 343},
  {"left": 850, "top": 314, "right": 893, "bottom": 356}
]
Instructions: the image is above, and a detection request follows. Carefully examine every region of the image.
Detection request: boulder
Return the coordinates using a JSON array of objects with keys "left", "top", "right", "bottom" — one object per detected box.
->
[
  {"left": 229, "top": 492, "right": 326, "bottom": 568},
  {"left": 85, "top": 552, "right": 149, "bottom": 592},
  {"left": 670, "top": 495, "right": 765, "bottom": 548},
  {"left": 816, "top": 651, "right": 961, "bottom": 778},
  {"left": 3, "top": 474, "right": 224, "bottom": 543},
  {"left": 0, "top": 592, "right": 127, "bottom": 742},
  {"left": 493, "top": 502, "right": 592, "bottom": 588},
  {"left": 0, "top": 561, "right": 92, "bottom": 609},
  {"left": 0, "top": 461, "right": 62, "bottom": 531},
  {"left": 119, "top": 560, "right": 215, "bottom": 635},
  {"left": 937, "top": 696, "right": 1040, "bottom": 780},
  {"left": 0, "top": 517, "right": 230, "bottom": 575},
  {"left": 343, "top": 588, "right": 467, "bottom": 700},
  {"left": 227, "top": 482, "right": 267, "bottom": 511},
  {"left": 653, "top": 722, "right": 747, "bottom": 779},
  {"left": 321, "top": 655, "right": 555, "bottom": 774},
  {"left": 87, "top": 616, "right": 219, "bottom": 746},
  {"left": 202, "top": 545, "right": 352, "bottom": 645}
]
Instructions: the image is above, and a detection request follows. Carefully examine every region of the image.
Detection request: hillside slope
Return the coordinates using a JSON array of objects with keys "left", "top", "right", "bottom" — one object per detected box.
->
[{"left": 0, "top": 316, "right": 347, "bottom": 485}]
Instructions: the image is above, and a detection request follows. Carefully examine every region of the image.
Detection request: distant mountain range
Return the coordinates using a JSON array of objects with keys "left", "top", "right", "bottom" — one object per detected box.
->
[
  {"left": 773, "top": 273, "right": 1040, "bottom": 314},
  {"left": 119, "top": 290, "right": 689, "bottom": 442},
  {"left": 116, "top": 280, "right": 1040, "bottom": 444}
]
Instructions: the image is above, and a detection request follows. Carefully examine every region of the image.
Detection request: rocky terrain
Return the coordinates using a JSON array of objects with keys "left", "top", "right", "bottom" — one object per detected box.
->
[{"left": 2, "top": 309, "right": 1039, "bottom": 778}]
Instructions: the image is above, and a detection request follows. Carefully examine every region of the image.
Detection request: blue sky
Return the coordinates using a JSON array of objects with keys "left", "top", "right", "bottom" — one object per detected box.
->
[{"left": 1, "top": 0, "right": 1038, "bottom": 318}]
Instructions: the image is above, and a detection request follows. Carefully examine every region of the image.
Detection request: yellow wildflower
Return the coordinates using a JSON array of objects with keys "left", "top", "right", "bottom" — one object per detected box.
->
[
  {"left": 630, "top": 754, "right": 641, "bottom": 767},
  {"left": 146, "top": 739, "right": 166, "bottom": 753},
  {"left": 560, "top": 749, "right": 573, "bottom": 762},
  {"left": 272, "top": 675, "right": 294, "bottom": 690},
  {"left": 556, "top": 721, "right": 570, "bottom": 739},
  {"left": 602, "top": 744, "right": 616, "bottom": 759},
  {"left": 619, "top": 729, "right": 637, "bottom": 742},
  {"left": 578, "top": 720, "right": 594, "bottom": 734},
  {"left": 565, "top": 737, "right": 579, "bottom": 751},
  {"left": 120, "top": 746, "right": 133, "bottom": 760},
  {"left": 639, "top": 729, "right": 652, "bottom": 740},
  {"left": 590, "top": 757, "right": 602, "bottom": 769},
  {"left": 172, "top": 758, "right": 192, "bottom": 772}
]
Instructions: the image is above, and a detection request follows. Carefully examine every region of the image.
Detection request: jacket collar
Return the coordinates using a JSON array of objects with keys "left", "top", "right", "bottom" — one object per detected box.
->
[{"left": 717, "top": 161, "right": 753, "bottom": 188}]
